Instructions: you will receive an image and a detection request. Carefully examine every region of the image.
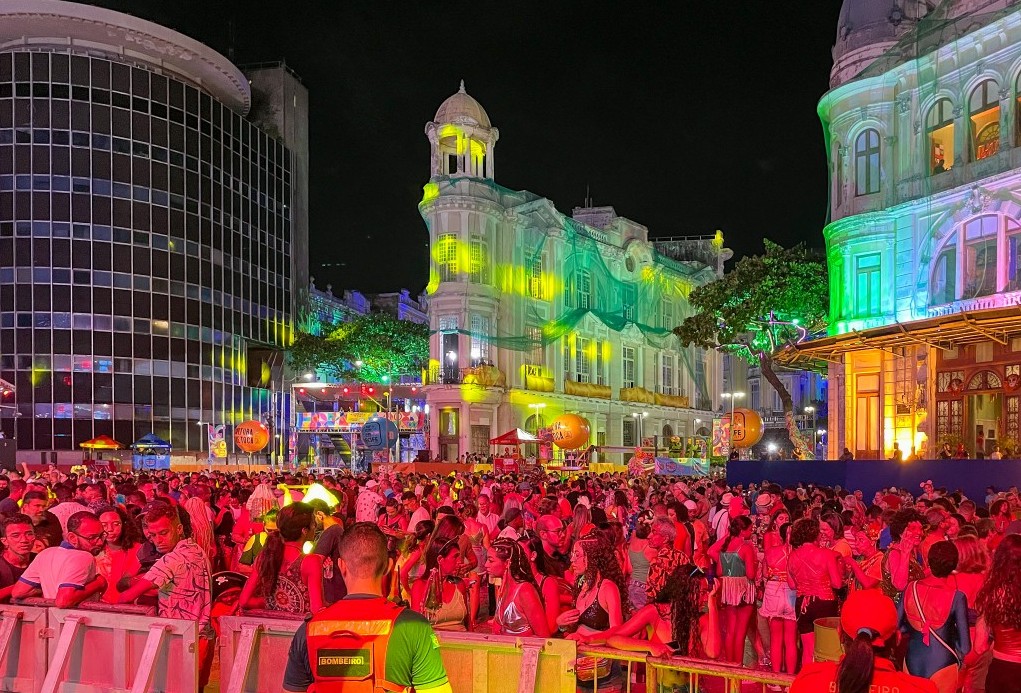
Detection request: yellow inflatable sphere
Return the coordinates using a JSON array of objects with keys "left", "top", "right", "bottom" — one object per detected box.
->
[
  {"left": 549, "top": 414, "right": 591, "bottom": 450},
  {"left": 728, "top": 408, "right": 764, "bottom": 448}
]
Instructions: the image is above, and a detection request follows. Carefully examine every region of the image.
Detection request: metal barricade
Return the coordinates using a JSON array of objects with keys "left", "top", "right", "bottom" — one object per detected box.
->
[
  {"left": 217, "top": 612, "right": 304, "bottom": 693},
  {"left": 0, "top": 603, "right": 49, "bottom": 693},
  {"left": 438, "top": 632, "right": 575, "bottom": 693},
  {"left": 42, "top": 605, "right": 196, "bottom": 693},
  {"left": 219, "top": 615, "right": 576, "bottom": 693},
  {"left": 576, "top": 645, "right": 796, "bottom": 693}
]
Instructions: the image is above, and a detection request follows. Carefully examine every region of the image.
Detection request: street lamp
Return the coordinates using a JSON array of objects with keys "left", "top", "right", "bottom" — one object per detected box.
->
[
  {"left": 804, "top": 406, "right": 816, "bottom": 442},
  {"left": 721, "top": 391, "right": 745, "bottom": 453},
  {"left": 816, "top": 428, "right": 826, "bottom": 455}
]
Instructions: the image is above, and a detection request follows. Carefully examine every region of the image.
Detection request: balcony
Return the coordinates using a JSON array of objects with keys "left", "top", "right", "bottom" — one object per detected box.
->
[{"left": 425, "top": 365, "right": 506, "bottom": 387}]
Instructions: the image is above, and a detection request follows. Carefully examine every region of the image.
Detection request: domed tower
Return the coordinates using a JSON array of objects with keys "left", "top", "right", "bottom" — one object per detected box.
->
[
  {"left": 425, "top": 81, "right": 499, "bottom": 179},
  {"left": 831, "top": 0, "right": 933, "bottom": 87}
]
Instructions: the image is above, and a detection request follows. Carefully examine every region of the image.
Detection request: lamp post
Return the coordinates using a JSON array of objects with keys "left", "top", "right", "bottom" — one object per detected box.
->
[
  {"left": 817, "top": 428, "right": 826, "bottom": 456},
  {"left": 631, "top": 411, "right": 647, "bottom": 447},
  {"left": 804, "top": 406, "right": 816, "bottom": 446},
  {"left": 721, "top": 391, "right": 745, "bottom": 455}
]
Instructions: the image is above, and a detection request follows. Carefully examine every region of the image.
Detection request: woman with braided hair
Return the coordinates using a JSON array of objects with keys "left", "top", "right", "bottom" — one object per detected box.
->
[{"left": 484, "top": 537, "right": 549, "bottom": 637}]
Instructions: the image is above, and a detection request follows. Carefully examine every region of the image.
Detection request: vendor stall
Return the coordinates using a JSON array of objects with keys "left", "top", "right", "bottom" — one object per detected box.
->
[{"left": 131, "top": 433, "right": 171, "bottom": 471}]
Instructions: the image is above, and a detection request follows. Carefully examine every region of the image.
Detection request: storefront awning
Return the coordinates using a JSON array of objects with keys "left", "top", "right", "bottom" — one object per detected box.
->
[{"left": 776, "top": 306, "right": 1021, "bottom": 368}]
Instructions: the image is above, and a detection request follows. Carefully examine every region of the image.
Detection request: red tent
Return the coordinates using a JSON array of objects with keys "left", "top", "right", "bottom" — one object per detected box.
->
[{"left": 489, "top": 428, "right": 539, "bottom": 446}]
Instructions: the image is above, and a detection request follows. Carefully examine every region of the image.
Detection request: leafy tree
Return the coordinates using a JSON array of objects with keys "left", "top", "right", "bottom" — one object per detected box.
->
[
  {"left": 288, "top": 313, "right": 429, "bottom": 383},
  {"left": 674, "top": 241, "right": 828, "bottom": 458}
]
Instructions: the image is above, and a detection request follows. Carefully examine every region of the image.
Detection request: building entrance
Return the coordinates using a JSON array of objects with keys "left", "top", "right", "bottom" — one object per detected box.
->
[{"left": 966, "top": 392, "right": 1001, "bottom": 457}]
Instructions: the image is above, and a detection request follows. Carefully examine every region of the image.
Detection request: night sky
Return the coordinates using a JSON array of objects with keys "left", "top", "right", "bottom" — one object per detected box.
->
[{"left": 87, "top": 0, "right": 842, "bottom": 294}]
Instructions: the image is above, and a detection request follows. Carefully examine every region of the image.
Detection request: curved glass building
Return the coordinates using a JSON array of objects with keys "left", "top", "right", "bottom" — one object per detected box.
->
[{"left": 0, "top": 0, "right": 308, "bottom": 462}]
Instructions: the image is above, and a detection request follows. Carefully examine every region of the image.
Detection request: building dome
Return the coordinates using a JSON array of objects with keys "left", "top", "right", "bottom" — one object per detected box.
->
[
  {"left": 831, "top": 0, "right": 931, "bottom": 86},
  {"left": 434, "top": 80, "right": 491, "bottom": 128}
]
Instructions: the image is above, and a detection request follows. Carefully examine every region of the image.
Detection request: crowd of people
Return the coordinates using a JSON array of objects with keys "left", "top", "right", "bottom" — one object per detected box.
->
[{"left": 0, "top": 463, "right": 1019, "bottom": 692}]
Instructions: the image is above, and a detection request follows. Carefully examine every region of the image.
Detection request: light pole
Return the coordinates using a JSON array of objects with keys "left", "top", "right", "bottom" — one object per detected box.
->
[
  {"left": 817, "top": 428, "right": 826, "bottom": 456},
  {"left": 631, "top": 411, "right": 647, "bottom": 447},
  {"left": 721, "top": 391, "right": 745, "bottom": 454},
  {"left": 804, "top": 406, "right": 816, "bottom": 448}
]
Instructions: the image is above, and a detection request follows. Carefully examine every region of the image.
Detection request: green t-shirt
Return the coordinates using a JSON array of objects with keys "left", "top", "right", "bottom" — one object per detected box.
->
[{"left": 282, "top": 595, "right": 449, "bottom": 692}]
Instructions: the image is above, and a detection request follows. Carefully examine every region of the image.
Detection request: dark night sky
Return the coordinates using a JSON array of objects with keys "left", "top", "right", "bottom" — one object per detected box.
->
[{"left": 87, "top": 0, "right": 842, "bottom": 293}]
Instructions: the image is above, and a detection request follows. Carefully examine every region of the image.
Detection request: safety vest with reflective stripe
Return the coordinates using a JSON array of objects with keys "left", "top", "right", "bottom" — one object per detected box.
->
[{"left": 305, "top": 596, "right": 408, "bottom": 693}]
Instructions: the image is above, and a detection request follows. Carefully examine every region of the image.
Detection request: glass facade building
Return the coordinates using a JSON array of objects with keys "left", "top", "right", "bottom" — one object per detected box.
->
[{"left": 0, "top": 4, "right": 306, "bottom": 460}]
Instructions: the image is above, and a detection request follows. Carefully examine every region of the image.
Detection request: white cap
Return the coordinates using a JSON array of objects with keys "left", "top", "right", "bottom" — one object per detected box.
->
[{"left": 366, "top": 480, "right": 378, "bottom": 489}]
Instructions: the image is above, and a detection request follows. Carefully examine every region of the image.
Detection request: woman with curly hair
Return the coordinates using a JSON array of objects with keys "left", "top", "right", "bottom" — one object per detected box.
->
[
  {"left": 788, "top": 517, "right": 842, "bottom": 664},
  {"left": 560, "top": 536, "right": 627, "bottom": 690},
  {"left": 484, "top": 537, "right": 549, "bottom": 637},
  {"left": 974, "top": 534, "right": 1021, "bottom": 692}
]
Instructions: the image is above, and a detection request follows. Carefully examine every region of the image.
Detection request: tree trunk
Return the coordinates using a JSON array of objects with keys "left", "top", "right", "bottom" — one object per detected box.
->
[{"left": 758, "top": 353, "right": 814, "bottom": 459}]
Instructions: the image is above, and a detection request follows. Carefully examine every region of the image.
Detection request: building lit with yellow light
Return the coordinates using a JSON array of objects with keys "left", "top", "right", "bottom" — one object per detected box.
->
[
  {"left": 420, "top": 83, "right": 726, "bottom": 462},
  {"left": 779, "top": 0, "right": 1021, "bottom": 460},
  {"left": 0, "top": 1, "right": 308, "bottom": 461}
]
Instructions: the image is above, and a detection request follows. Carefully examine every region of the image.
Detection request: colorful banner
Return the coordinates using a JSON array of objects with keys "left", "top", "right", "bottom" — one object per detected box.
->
[
  {"left": 208, "top": 424, "right": 227, "bottom": 460},
  {"left": 297, "top": 410, "right": 424, "bottom": 432},
  {"left": 712, "top": 417, "right": 729, "bottom": 457},
  {"left": 654, "top": 457, "right": 709, "bottom": 477}
]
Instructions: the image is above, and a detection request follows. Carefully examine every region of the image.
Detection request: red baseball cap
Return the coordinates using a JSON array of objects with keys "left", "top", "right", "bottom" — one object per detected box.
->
[{"left": 840, "top": 590, "right": 898, "bottom": 646}]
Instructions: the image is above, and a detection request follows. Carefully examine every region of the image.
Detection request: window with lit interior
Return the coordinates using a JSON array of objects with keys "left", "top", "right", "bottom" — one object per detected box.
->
[
  {"left": 969, "top": 79, "right": 1000, "bottom": 161},
  {"left": 963, "top": 215, "right": 997, "bottom": 299},
  {"left": 930, "top": 215, "right": 1021, "bottom": 305},
  {"left": 854, "top": 128, "right": 881, "bottom": 195},
  {"left": 926, "top": 99, "right": 954, "bottom": 175}
]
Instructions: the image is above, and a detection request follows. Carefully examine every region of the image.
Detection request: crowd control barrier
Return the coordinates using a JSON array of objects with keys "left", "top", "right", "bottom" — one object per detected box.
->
[{"left": 0, "top": 600, "right": 196, "bottom": 693}]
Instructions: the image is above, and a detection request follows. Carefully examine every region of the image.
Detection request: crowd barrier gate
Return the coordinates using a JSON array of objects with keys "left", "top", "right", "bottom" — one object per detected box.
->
[
  {"left": 0, "top": 601, "right": 196, "bottom": 693},
  {"left": 218, "top": 615, "right": 575, "bottom": 693}
]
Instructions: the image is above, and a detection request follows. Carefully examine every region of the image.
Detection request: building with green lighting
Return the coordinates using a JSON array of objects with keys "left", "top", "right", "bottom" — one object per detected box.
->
[
  {"left": 419, "top": 83, "right": 727, "bottom": 462},
  {"left": 782, "top": 0, "right": 1021, "bottom": 460}
]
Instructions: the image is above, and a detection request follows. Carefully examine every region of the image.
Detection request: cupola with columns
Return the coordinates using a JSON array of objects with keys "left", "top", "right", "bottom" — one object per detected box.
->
[{"left": 425, "top": 81, "right": 499, "bottom": 179}]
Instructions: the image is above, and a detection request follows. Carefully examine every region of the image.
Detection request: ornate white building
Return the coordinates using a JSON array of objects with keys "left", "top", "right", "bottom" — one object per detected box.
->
[
  {"left": 783, "top": 0, "right": 1021, "bottom": 459},
  {"left": 419, "top": 83, "right": 726, "bottom": 461}
]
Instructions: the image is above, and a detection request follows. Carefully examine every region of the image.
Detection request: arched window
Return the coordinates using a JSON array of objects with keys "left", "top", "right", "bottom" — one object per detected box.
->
[
  {"left": 1007, "top": 218, "right": 1021, "bottom": 292},
  {"left": 969, "top": 80, "right": 1000, "bottom": 161},
  {"left": 662, "top": 424, "right": 674, "bottom": 438},
  {"left": 962, "top": 215, "right": 998, "bottom": 299},
  {"left": 931, "top": 231, "right": 957, "bottom": 305},
  {"left": 926, "top": 99, "right": 955, "bottom": 175},
  {"left": 854, "top": 129, "right": 881, "bottom": 195}
]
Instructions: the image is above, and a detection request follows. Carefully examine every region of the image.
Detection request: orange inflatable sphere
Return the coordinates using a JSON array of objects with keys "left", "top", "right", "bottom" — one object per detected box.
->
[
  {"left": 234, "top": 420, "right": 270, "bottom": 453},
  {"left": 728, "top": 408, "right": 764, "bottom": 449},
  {"left": 549, "top": 414, "right": 591, "bottom": 450}
]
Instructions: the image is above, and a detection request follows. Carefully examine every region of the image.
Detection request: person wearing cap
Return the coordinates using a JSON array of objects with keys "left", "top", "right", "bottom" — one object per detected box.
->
[
  {"left": 711, "top": 492, "right": 735, "bottom": 540},
  {"left": 354, "top": 479, "right": 385, "bottom": 523},
  {"left": 790, "top": 589, "right": 936, "bottom": 693}
]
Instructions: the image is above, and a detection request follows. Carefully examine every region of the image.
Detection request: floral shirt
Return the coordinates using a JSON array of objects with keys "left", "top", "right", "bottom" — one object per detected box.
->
[
  {"left": 355, "top": 489, "right": 385, "bottom": 523},
  {"left": 144, "top": 538, "right": 213, "bottom": 637},
  {"left": 645, "top": 546, "right": 687, "bottom": 603}
]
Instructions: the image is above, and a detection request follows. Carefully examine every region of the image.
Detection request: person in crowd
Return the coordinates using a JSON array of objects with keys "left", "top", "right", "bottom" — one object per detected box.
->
[
  {"left": 308, "top": 499, "right": 346, "bottom": 606},
  {"left": 410, "top": 530, "right": 471, "bottom": 632},
  {"left": 0, "top": 479, "right": 26, "bottom": 515},
  {"left": 403, "top": 491, "right": 431, "bottom": 535},
  {"left": 761, "top": 522, "right": 798, "bottom": 675},
  {"left": 951, "top": 534, "right": 991, "bottom": 693},
  {"left": 883, "top": 508, "right": 926, "bottom": 605},
  {"left": 520, "top": 533, "right": 568, "bottom": 633},
  {"left": 94, "top": 505, "right": 142, "bottom": 602},
  {"left": 282, "top": 522, "right": 452, "bottom": 693},
  {"left": 626, "top": 517, "right": 653, "bottom": 610},
  {"left": 899, "top": 540, "right": 971, "bottom": 691},
  {"left": 485, "top": 537, "right": 549, "bottom": 637},
  {"left": 378, "top": 495, "right": 409, "bottom": 535},
  {"left": 13, "top": 511, "right": 107, "bottom": 608},
  {"left": 112, "top": 503, "right": 216, "bottom": 688},
  {"left": 819, "top": 511, "right": 852, "bottom": 560},
  {"left": 788, "top": 517, "right": 843, "bottom": 664},
  {"left": 645, "top": 518, "right": 687, "bottom": 606},
  {"left": 708, "top": 515, "right": 758, "bottom": 665},
  {"left": 354, "top": 479, "right": 385, "bottom": 523},
  {"left": 0, "top": 514, "right": 35, "bottom": 601},
  {"left": 762, "top": 507, "right": 792, "bottom": 552},
  {"left": 791, "top": 589, "right": 937, "bottom": 693},
  {"left": 238, "top": 501, "right": 324, "bottom": 617},
  {"left": 20, "top": 490, "right": 63, "bottom": 550},
  {"left": 974, "top": 534, "right": 1021, "bottom": 693},
  {"left": 47, "top": 485, "right": 89, "bottom": 534}
]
